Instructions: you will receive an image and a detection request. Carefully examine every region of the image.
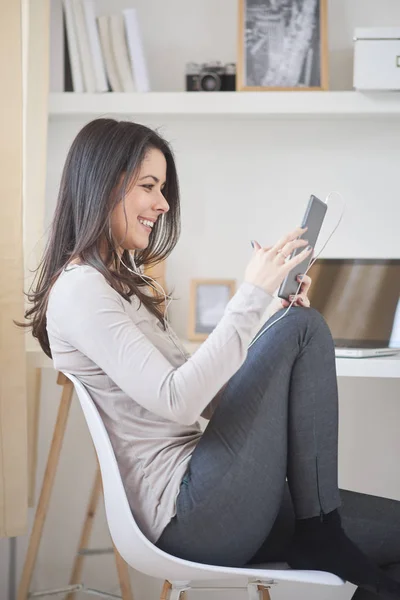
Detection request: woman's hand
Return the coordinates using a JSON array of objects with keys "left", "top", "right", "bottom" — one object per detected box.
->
[
  {"left": 268, "top": 275, "right": 311, "bottom": 319},
  {"left": 244, "top": 227, "right": 312, "bottom": 297},
  {"left": 281, "top": 273, "right": 312, "bottom": 308},
  {"left": 266, "top": 273, "right": 312, "bottom": 318}
]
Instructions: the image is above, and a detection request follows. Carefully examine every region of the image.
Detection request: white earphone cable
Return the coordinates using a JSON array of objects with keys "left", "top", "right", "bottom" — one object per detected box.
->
[
  {"left": 119, "top": 255, "right": 189, "bottom": 361},
  {"left": 248, "top": 191, "right": 346, "bottom": 348}
]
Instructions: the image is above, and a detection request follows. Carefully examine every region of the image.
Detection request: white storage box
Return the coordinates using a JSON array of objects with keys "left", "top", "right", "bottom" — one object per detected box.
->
[{"left": 353, "top": 27, "right": 400, "bottom": 90}]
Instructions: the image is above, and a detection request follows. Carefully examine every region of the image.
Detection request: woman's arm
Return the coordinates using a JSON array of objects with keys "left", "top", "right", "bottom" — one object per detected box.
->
[{"left": 48, "top": 267, "right": 272, "bottom": 427}]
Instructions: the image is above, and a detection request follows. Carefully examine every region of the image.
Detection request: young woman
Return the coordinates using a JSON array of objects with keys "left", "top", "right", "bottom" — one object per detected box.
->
[{"left": 21, "top": 118, "right": 400, "bottom": 599}]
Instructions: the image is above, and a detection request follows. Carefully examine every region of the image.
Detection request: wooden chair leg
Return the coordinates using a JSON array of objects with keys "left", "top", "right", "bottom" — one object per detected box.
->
[
  {"left": 66, "top": 467, "right": 103, "bottom": 600},
  {"left": 160, "top": 580, "right": 172, "bottom": 600},
  {"left": 113, "top": 544, "right": 134, "bottom": 600},
  {"left": 257, "top": 585, "right": 272, "bottom": 600},
  {"left": 160, "top": 581, "right": 188, "bottom": 600},
  {"left": 17, "top": 374, "right": 74, "bottom": 600}
]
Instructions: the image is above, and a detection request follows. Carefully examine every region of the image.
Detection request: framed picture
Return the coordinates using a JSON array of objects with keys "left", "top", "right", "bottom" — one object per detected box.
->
[
  {"left": 188, "top": 279, "right": 236, "bottom": 341},
  {"left": 237, "top": 0, "right": 329, "bottom": 91}
]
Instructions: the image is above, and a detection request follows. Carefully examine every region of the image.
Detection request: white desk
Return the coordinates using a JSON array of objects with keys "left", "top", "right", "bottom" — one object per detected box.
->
[
  {"left": 334, "top": 354, "right": 400, "bottom": 379},
  {"left": 181, "top": 341, "right": 400, "bottom": 379},
  {"left": 27, "top": 341, "right": 400, "bottom": 379}
]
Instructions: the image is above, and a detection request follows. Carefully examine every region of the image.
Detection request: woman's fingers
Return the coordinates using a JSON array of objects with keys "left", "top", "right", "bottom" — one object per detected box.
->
[
  {"left": 252, "top": 240, "right": 273, "bottom": 252},
  {"left": 246, "top": 232, "right": 311, "bottom": 298},
  {"left": 281, "top": 296, "right": 309, "bottom": 308},
  {"left": 280, "top": 238, "right": 309, "bottom": 258},
  {"left": 271, "top": 226, "right": 308, "bottom": 253},
  {"left": 288, "top": 294, "right": 311, "bottom": 307},
  {"left": 296, "top": 273, "right": 312, "bottom": 294},
  {"left": 254, "top": 225, "right": 308, "bottom": 257},
  {"left": 286, "top": 244, "right": 312, "bottom": 270}
]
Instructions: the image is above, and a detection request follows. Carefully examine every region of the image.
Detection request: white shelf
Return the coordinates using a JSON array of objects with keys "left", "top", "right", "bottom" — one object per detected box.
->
[{"left": 48, "top": 91, "right": 400, "bottom": 119}]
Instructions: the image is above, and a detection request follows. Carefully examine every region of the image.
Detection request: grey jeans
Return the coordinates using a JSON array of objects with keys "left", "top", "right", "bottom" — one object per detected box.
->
[{"left": 156, "top": 307, "right": 400, "bottom": 596}]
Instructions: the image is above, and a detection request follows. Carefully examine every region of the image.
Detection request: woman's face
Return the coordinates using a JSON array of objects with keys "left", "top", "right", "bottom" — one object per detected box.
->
[{"left": 110, "top": 148, "right": 169, "bottom": 252}]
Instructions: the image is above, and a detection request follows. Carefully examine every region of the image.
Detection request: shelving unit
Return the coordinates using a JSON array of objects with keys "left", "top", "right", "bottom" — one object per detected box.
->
[{"left": 49, "top": 91, "right": 400, "bottom": 119}]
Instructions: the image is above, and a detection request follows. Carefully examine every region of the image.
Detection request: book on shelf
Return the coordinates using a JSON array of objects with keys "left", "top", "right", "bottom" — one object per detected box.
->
[
  {"left": 122, "top": 8, "right": 150, "bottom": 93},
  {"left": 81, "top": 0, "right": 109, "bottom": 92},
  {"left": 50, "top": 0, "right": 65, "bottom": 92},
  {"left": 61, "top": 0, "right": 84, "bottom": 92},
  {"left": 97, "top": 14, "right": 123, "bottom": 92},
  {"left": 109, "top": 13, "right": 136, "bottom": 92},
  {"left": 71, "top": 0, "right": 97, "bottom": 92},
  {"left": 55, "top": 0, "right": 151, "bottom": 93},
  {"left": 63, "top": 15, "right": 73, "bottom": 92}
]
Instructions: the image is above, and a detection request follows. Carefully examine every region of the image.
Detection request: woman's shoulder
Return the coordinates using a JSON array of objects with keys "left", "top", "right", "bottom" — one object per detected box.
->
[
  {"left": 48, "top": 264, "right": 123, "bottom": 314},
  {"left": 54, "top": 262, "right": 108, "bottom": 289}
]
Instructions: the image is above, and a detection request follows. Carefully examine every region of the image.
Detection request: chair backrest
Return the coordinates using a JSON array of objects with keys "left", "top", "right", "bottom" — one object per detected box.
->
[
  {"left": 65, "top": 372, "right": 260, "bottom": 582},
  {"left": 62, "top": 372, "right": 181, "bottom": 578}
]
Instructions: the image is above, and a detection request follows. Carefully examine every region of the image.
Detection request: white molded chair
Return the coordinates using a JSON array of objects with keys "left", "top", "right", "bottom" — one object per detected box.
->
[{"left": 63, "top": 372, "right": 344, "bottom": 600}]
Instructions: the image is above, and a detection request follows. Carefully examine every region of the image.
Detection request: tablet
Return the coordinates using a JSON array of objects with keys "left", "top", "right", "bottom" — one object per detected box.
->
[{"left": 278, "top": 195, "right": 327, "bottom": 300}]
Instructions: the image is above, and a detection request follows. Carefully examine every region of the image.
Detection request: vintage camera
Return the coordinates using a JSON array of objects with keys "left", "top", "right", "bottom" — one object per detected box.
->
[{"left": 186, "top": 61, "right": 236, "bottom": 92}]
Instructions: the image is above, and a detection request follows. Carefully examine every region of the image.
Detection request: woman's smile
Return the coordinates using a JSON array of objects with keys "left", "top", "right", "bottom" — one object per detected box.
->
[{"left": 138, "top": 217, "right": 153, "bottom": 233}]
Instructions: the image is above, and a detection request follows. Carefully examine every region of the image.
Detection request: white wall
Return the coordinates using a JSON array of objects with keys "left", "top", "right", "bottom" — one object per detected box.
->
[
  {"left": 44, "top": 115, "right": 400, "bottom": 341},
  {"left": 2, "top": 1, "right": 400, "bottom": 600}
]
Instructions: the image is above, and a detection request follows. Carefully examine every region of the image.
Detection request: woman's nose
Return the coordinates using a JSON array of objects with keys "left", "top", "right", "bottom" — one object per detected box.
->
[{"left": 154, "top": 191, "right": 170, "bottom": 213}]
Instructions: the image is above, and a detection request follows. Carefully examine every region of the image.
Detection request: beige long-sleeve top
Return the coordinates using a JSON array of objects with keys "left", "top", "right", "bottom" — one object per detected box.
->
[{"left": 46, "top": 264, "right": 273, "bottom": 543}]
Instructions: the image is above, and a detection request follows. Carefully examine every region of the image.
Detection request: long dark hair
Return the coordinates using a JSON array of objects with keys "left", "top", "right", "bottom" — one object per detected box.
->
[{"left": 17, "top": 118, "right": 181, "bottom": 358}]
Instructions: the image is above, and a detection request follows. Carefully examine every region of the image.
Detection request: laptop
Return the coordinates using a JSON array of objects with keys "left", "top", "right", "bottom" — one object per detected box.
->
[{"left": 307, "top": 259, "right": 400, "bottom": 358}]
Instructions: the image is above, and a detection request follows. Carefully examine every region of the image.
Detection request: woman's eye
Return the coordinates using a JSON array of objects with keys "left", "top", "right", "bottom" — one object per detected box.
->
[{"left": 142, "top": 184, "right": 154, "bottom": 191}]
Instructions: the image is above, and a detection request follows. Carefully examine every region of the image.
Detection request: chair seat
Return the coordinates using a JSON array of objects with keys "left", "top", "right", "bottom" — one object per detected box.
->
[
  {"left": 238, "top": 563, "right": 343, "bottom": 586},
  {"left": 161, "top": 559, "right": 344, "bottom": 587}
]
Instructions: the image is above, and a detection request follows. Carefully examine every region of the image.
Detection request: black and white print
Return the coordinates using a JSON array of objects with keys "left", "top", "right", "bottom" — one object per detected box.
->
[{"left": 244, "top": 0, "right": 322, "bottom": 88}]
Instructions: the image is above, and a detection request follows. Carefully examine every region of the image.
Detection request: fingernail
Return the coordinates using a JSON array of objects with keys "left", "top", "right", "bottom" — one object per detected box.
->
[
  {"left": 298, "top": 275, "right": 304, "bottom": 280},
  {"left": 306, "top": 245, "right": 312, "bottom": 251},
  {"left": 251, "top": 240, "right": 254, "bottom": 248}
]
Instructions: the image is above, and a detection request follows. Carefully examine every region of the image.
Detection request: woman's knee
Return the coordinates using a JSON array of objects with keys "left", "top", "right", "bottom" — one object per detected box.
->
[
  {"left": 297, "top": 306, "right": 327, "bottom": 327},
  {"left": 255, "top": 307, "right": 333, "bottom": 359},
  {"left": 297, "top": 307, "right": 333, "bottom": 345},
  {"left": 274, "top": 306, "right": 333, "bottom": 342}
]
